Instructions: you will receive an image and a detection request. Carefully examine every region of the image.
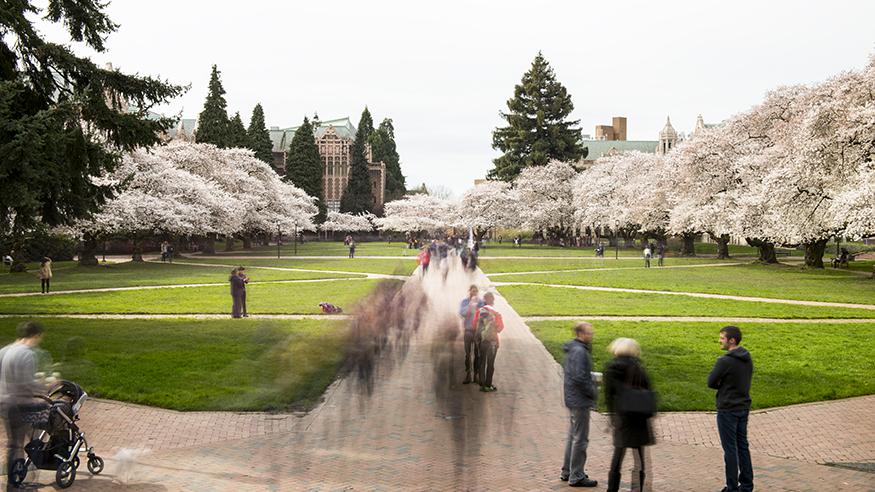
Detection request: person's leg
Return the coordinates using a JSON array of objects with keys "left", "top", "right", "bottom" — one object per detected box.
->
[
  {"left": 41, "top": 278, "right": 46, "bottom": 294},
  {"left": 463, "top": 331, "right": 474, "bottom": 383},
  {"left": 717, "top": 411, "right": 741, "bottom": 491},
  {"left": 561, "top": 412, "right": 573, "bottom": 481},
  {"left": 484, "top": 343, "right": 497, "bottom": 388},
  {"left": 567, "top": 407, "right": 591, "bottom": 485},
  {"left": 735, "top": 410, "right": 754, "bottom": 491},
  {"left": 46, "top": 278, "right": 49, "bottom": 293},
  {"left": 232, "top": 295, "right": 242, "bottom": 318},
  {"left": 5, "top": 405, "right": 25, "bottom": 483},
  {"left": 631, "top": 447, "right": 647, "bottom": 492},
  {"left": 607, "top": 446, "right": 625, "bottom": 492},
  {"left": 477, "top": 341, "right": 487, "bottom": 389},
  {"left": 242, "top": 291, "right": 248, "bottom": 316}
]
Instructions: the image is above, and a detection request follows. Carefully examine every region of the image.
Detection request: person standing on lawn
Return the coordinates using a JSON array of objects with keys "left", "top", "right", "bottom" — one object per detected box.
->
[
  {"left": 707, "top": 325, "right": 754, "bottom": 492},
  {"left": 237, "top": 267, "right": 250, "bottom": 317},
  {"left": 472, "top": 292, "right": 503, "bottom": 392},
  {"left": 229, "top": 268, "right": 245, "bottom": 318},
  {"left": 38, "top": 257, "right": 52, "bottom": 294},
  {"left": 560, "top": 321, "right": 598, "bottom": 487},
  {"left": 459, "top": 284, "right": 485, "bottom": 385}
]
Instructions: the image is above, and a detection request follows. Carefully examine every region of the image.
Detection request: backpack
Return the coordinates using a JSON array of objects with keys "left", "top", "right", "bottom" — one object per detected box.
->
[{"left": 475, "top": 307, "right": 497, "bottom": 342}]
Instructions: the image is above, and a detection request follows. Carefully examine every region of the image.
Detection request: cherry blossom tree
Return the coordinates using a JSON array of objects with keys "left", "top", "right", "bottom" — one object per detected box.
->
[
  {"left": 320, "top": 212, "right": 376, "bottom": 235},
  {"left": 515, "top": 160, "right": 578, "bottom": 245},
  {"left": 375, "top": 194, "right": 453, "bottom": 236},
  {"left": 455, "top": 180, "right": 520, "bottom": 242}
]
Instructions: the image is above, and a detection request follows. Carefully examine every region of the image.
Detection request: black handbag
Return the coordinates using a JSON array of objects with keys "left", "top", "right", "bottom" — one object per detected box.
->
[{"left": 614, "top": 363, "right": 657, "bottom": 416}]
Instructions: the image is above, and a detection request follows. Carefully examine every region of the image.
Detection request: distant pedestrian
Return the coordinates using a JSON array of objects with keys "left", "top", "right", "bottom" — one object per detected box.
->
[
  {"left": 473, "top": 292, "right": 503, "bottom": 392},
  {"left": 349, "top": 240, "right": 356, "bottom": 258},
  {"left": 160, "top": 241, "right": 168, "bottom": 262},
  {"left": 167, "top": 243, "right": 174, "bottom": 263},
  {"left": 604, "top": 338, "right": 655, "bottom": 492},
  {"left": 560, "top": 322, "right": 598, "bottom": 487},
  {"left": 459, "top": 285, "right": 485, "bottom": 385},
  {"left": 657, "top": 245, "right": 665, "bottom": 267},
  {"left": 707, "top": 326, "right": 754, "bottom": 492},
  {"left": 38, "top": 257, "right": 52, "bottom": 294},
  {"left": 643, "top": 247, "right": 651, "bottom": 268},
  {"left": 237, "top": 267, "right": 250, "bottom": 317},
  {"left": 229, "top": 268, "right": 245, "bottom": 318}
]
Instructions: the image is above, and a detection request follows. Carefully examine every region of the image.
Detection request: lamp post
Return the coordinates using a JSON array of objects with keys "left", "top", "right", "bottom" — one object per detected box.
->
[
  {"left": 294, "top": 220, "right": 298, "bottom": 256},
  {"left": 277, "top": 221, "right": 281, "bottom": 259},
  {"left": 615, "top": 219, "right": 620, "bottom": 260}
]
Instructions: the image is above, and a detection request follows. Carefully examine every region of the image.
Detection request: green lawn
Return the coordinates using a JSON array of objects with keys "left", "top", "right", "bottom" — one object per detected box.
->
[
  {"left": 479, "top": 257, "right": 743, "bottom": 274},
  {"left": 499, "top": 284, "right": 875, "bottom": 319},
  {"left": 531, "top": 320, "right": 875, "bottom": 412},
  {"left": 499, "top": 262, "right": 875, "bottom": 305},
  {"left": 177, "top": 256, "right": 416, "bottom": 276},
  {"left": 0, "top": 279, "right": 380, "bottom": 315},
  {"left": 0, "top": 317, "right": 347, "bottom": 411}
]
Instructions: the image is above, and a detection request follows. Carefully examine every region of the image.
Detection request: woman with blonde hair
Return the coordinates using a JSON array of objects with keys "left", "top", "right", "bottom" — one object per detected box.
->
[{"left": 604, "top": 337, "right": 655, "bottom": 492}]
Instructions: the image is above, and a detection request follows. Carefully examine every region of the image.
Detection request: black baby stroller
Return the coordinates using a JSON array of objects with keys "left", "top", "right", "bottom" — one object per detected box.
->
[{"left": 10, "top": 380, "right": 104, "bottom": 488}]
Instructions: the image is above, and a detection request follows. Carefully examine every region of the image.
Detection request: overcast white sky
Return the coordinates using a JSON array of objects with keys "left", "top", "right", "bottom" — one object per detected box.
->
[{"left": 34, "top": 0, "right": 875, "bottom": 196}]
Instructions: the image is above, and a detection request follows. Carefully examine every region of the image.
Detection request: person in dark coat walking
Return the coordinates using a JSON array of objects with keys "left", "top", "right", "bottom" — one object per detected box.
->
[
  {"left": 229, "top": 268, "right": 245, "bottom": 318},
  {"left": 604, "top": 337, "right": 655, "bottom": 492},
  {"left": 560, "top": 322, "right": 598, "bottom": 487}
]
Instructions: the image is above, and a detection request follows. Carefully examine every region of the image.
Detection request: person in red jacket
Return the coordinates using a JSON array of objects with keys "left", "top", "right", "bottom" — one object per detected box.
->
[{"left": 473, "top": 292, "right": 503, "bottom": 392}]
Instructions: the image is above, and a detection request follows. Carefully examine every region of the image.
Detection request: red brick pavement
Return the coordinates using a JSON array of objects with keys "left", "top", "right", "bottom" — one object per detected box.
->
[{"left": 2, "top": 263, "right": 873, "bottom": 491}]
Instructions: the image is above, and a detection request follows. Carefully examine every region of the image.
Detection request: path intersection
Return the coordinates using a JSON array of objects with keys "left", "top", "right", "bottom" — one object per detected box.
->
[{"left": 2, "top": 259, "right": 873, "bottom": 491}]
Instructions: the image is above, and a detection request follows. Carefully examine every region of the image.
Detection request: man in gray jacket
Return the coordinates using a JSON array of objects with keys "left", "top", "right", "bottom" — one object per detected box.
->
[
  {"left": 560, "top": 322, "right": 598, "bottom": 487},
  {"left": 707, "top": 325, "right": 754, "bottom": 492}
]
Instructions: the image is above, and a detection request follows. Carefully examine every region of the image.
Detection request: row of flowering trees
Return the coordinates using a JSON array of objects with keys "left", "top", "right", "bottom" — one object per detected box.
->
[
  {"left": 373, "top": 54, "right": 875, "bottom": 267},
  {"left": 76, "top": 142, "right": 317, "bottom": 263}
]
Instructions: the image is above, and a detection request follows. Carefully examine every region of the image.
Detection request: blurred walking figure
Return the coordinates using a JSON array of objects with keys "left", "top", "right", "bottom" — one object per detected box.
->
[
  {"left": 459, "top": 285, "right": 484, "bottom": 385},
  {"left": 604, "top": 338, "right": 655, "bottom": 492},
  {"left": 0, "top": 321, "right": 46, "bottom": 484},
  {"left": 38, "top": 257, "right": 52, "bottom": 294},
  {"left": 473, "top": 292, "right": 503, "bottom": 392},
  {"left": 643, "top": 246, "right": 651, "bottom": 268},
  {"left": 229, "top": 268, "right": 245, "bottom": 318},
  {"left": 560, "top": 322, "right": 598, "bottom": 487},
  {"left": 237, "top": 267, "right": 250, "bottom": 317}
]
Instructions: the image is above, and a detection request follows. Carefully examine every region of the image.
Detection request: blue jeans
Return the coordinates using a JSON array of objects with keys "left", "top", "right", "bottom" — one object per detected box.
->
[
  {"left": 717, "top": 410, "right": 753, "bottom": 491},
  {"left": 561, "top": 407, "right": 591, "bottom": 484}
]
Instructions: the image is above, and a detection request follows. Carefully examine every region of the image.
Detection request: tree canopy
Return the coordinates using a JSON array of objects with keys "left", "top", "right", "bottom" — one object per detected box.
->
[
  {"left": 489, "top": 52, "right": 585, "bottom": 181},
  {"left": 228, "top": 111, "right": 249, "bottom": 148},
  {"left": 247, "top": 103, "right": 274, "bottom": 165},
  {"left": 369, "top": 118, "right": 405, "bottom": 201},
  {"left": 340, "top": 108, "right": 376, "bottom": 214},
  {"left": 285, "top": 116, "right": 324, "bottom": 216},
  {"left": 195, "top": 65, "right": 230, "bottom": 147},
  {"left": 0, "top": 0, "right": 185, "bottom": 269}
]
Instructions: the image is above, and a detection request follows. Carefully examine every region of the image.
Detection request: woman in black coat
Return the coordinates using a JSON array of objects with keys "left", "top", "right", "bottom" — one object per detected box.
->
[{"left": 604, "top": 338, "right": 655, "bottom": 492}]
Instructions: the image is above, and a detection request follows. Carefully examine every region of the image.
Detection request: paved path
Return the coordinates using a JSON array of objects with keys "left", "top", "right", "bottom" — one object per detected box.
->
[{"left": 3, "top": 264, "right": 874, "bottom": 491}]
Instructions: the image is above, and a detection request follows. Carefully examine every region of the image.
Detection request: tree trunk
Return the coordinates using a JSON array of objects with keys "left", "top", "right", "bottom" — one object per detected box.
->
[
  {"left": 714, "top": 233, "right": 731, "bottom": 259},
  {"left": 803, "top": 238, "right": 828, "bottom": 268},
  {"left": 745, "top": 237, "right": 778, "bottom": 264},
  {"left": 78, "top": 232, "right": 100, "bottom": 266},
  {"left": 224, "top": 234, "right": 235, "bottom": 251},
  {"left": 10, "top": 237, "right": 27, "bottom": 272},
  {"left": 681, "top": 233, "right": 696, "bottom": 256},
  {"left": 202, "top": 236, "right": 216, "bottom": 255},
  {"left": 242, "top": 233, "right": 252, "bottom": 249},
  {"left": 131, "top": 231, "right": 144, "bottom": 262}
]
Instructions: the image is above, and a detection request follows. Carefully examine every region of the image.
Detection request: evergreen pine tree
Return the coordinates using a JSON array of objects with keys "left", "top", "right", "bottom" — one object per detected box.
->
[
  {"left": 369, "top": 118, "right": 405, "bottom": 201},
  {"left": 228, "top": 112, "right": 249, "bottom": 148},
  {"left": 196, "top": 65, "right": 230, "bottom": 147},
  {"left": 489, "top": 52, "right": 585, "bottom": 181},
  {"left": 0, "top": 0, "right": 184, "bottom": 269},
  {"left": 340, "top": 108, "right": 376, "bottom": 214},
  {"left": 247, "top": 103, "right": 274, "bottom": 165},
  {"left": 285, "top": 117, "right": 324, "bottom": 214}
]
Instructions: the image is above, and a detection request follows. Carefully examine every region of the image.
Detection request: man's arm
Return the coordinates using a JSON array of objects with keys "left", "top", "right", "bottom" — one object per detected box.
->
[{"left": 707, "top": 358, "right": 727, "bottom": 389}]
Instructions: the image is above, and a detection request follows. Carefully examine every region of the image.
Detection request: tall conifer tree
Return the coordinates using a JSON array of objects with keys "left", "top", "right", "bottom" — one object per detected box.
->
[
  {"left": 228, "top": 112, "right": 249, "bottom": 148},
  {"left": 340, "top": 108, "right": 376, "bottom": 214},
  {"left": 196, "top": 65, "right": 230, "bottom": 147},
  {"left": 489, "top": 52, "right": 585, "bottom": 181},
  {"left": 369, "top": 118, "right": 405, "bottom": 201},
  {"left": 247, "top": 103, "right": 274, "bottom": 165},
  {"left": 285, "top": 117, "right": 324, "bottom": 217}
]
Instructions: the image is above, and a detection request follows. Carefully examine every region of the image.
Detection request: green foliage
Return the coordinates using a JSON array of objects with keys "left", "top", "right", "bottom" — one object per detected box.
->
[
  {"left": 532, "top": 320, "right": 875, "bottom": 411},
  {"left": 369, "top": 118, "right": 405, "bottom": 201},
  {"left": 340, "top": 107, "right": 376, "bottom": 214},
  {"left": 489, "top": 52, "right": 584, "bottom": 181},
  {"left": 228, "top": 111, "right": 249, "bottom": 148},
  {"left": 0, "top": 0, "right": 185, "bottom": 236},
  {"left": 247, "top": 103, "right": 274, "bottom": 165},
  {"left": 0, "top": 227, "right": 76, "bottom": 262},
  {"left": 0, "top": 317, "right": 349, "bottom": 411},
  {"left": 285, "top": 116, "right": 324, "bottom": 216},
  {"left": 195, "top": 65, "right": 230, "bottom": 147}
]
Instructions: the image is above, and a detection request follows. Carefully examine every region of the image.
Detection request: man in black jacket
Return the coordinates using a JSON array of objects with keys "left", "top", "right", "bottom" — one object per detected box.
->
[{"left": 707, "top": 325, "right": 754, "bottom": 492}]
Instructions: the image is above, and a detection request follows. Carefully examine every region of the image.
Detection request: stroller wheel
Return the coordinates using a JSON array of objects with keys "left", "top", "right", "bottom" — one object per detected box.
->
[
  {"left": 56, "top": 461, "right": 76, "bottom": 488},
  {"left": 9, "top": 458, "right": 27, "bottom": 486},
  {"left": 87, "top": 456, "right": 105, "bottom": 474}
]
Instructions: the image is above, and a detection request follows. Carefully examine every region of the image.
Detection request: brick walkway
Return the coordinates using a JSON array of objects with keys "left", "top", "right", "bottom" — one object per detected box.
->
[{"left": 4, "top": 263, "right": 874, "bottom": 491}]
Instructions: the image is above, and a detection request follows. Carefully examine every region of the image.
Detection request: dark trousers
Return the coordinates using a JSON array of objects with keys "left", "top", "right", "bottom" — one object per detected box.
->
[
  {"left": 463, "top": 330, "right": 479, "bottom": 374},
  {"left": 477, "top": 340, "right": 497, "bottom": 387},
  {"left": 609, "top": 446, "right": 647, "bottom": 491},
  {"left": 241, "top": 291, "right": 247, "bottom": 315},
  {"left": 41, "top": 278, "right": 50, "bottom": 293},
  {"left": 5, "top": 405, "right": 25, "bottom": 482},
  {"left": 717, "top": 410, "right": 753, "bottom": 492},
  {"left": 232, "top": 294, "right": 243, "bottom": 318}
]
